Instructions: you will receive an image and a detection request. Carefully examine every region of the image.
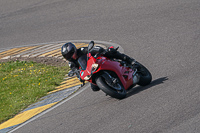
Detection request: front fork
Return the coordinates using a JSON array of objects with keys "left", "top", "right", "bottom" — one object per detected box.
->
[{"left": 81, "top": 81, "right": 85, "bottom": 87}]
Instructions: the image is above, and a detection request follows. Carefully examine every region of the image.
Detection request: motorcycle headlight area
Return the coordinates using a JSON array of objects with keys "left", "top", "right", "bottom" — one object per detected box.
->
[
  {"left": 84, "top": 63, "right": 99, "bottom": 81},
  {"left": 91, "top": 63, "right": 99, "bottom": 72},
  {"left": 84, "top": 75, "right": 91, "bottom": 80}
]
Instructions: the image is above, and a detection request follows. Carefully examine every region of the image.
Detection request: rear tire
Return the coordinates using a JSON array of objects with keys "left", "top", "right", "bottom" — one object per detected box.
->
[
  {"left": 96, "top": 75, "right": 126, "bottom": 99},
  {"left": 136, "top": 62, "right": 152, "bottom": 86}
]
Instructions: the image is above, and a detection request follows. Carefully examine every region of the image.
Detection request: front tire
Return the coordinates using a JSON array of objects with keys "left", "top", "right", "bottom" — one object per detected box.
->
[
  {"left": 136, "top": 62, "right": 152, "bottom": 86},
  {"left": 90, "top": 83, "right": 100, "bottom": 91},
  {"left": 96, "top": 75, "right": 126, "bottom": 99}
]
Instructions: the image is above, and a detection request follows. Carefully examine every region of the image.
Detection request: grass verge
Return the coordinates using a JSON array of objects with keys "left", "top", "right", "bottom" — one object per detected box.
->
[{"left": 0, "top": 60, "right": 69, "bottom": 124}]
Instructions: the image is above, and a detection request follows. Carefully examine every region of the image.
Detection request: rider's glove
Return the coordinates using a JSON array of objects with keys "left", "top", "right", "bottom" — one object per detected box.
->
[
  {"left": 68, "top": 70, "right": 74, "bottom": 77},
  {"left": 68, "top": 62, "right": 79, "bottom": 71},
  {"left": 68, "top": 62, "right": 75, "bottom": 69}
]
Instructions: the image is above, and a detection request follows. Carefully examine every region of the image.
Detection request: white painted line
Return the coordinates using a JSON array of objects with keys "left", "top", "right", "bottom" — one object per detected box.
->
[{"left": 29, "top": 44, "right": 62, "bottom": 57}]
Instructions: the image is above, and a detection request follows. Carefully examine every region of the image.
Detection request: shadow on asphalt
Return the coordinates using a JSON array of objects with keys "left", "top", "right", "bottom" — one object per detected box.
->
[{"left": 126, "top": 77, "right": 169, "bottom": 98}]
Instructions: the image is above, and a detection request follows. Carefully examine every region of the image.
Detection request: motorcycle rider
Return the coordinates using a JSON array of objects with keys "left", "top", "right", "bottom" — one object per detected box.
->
[{"left": 61, "top": 41, "right": 136, "bottom": 91}]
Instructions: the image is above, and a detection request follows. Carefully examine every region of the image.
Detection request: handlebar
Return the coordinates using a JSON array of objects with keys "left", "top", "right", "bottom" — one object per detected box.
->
[
  {"left": 115, "top": 46, "right": 119, "bottom": 50},
  {"left": 93, "top": 46, "right": 119, "bottom": 59},
  {"left": 70, "top": 69, "right": 85, "bottom": 83}
]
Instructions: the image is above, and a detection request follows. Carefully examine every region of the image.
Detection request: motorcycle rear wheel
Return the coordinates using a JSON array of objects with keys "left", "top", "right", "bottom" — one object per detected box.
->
[
  {"left": 136, "top": 62, "right": 152, "bottom": 86},
  {"left": 96, "top": 75, "right": 126, "bottom": 99}
]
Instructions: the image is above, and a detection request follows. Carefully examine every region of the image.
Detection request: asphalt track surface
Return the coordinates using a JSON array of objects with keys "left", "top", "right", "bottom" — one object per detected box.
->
[{"left": 1, "top": 0, "right": 200, "bottom": 132}]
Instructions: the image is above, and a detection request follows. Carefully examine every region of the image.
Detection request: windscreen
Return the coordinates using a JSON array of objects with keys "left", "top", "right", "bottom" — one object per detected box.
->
[{"left": 78, "top": 55, "right": 87, "bottom": 70}]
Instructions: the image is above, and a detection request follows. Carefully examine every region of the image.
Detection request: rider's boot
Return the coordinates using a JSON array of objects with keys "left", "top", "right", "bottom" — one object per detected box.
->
[
  {"left": 123, "top": 55, "right": 136, "bottom": 66},
  {"left": 127, "top": 57, "right": 136, "bottom": 66},
  {"left": 107, "top": 49, "right": 137, "bottom": 67},
  {"left": 124, "top": 56, "right": 140, "bottom": 70}
]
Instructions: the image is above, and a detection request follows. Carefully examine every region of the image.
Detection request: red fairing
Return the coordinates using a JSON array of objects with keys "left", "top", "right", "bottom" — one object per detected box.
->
[
  {"left": 79, "top": 55, "right": 135, "bottom": 90},
  {"left": 95, "top": 57, "right": 134, "bottom": 90},
  {"left": 79, "top": 56, "right": 96, "bottom": 80}
]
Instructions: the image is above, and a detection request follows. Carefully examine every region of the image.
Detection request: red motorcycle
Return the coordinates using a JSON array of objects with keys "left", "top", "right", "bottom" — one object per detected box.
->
[{"left": 72, "top": 41, "right": 152, "bottom": 99}]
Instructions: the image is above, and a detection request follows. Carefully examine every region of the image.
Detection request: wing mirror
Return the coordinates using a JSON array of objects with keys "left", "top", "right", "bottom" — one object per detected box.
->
[{"left": 88, "top": 41, "right": 94, "bottom": 52}]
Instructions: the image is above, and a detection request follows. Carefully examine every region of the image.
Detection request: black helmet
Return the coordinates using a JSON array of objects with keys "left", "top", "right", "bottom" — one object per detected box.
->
[{"left": 61, "top": 42, "right": 77, "bottom": 60}]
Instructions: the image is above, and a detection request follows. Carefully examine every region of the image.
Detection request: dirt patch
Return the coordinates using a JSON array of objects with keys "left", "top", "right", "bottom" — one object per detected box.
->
[{"left": 0, "top": 56, "right": 68, "bottom": 67}]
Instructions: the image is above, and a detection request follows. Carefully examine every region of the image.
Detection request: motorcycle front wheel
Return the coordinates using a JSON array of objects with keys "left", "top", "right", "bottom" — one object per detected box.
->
[
  {"left": 90, "top": 83, "right": 100, "bottom": 91},
  {"left": 96, "top": 74, "right": 126, "bottom": 99}
]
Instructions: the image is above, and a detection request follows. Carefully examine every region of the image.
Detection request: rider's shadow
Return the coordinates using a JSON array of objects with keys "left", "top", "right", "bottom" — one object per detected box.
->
[{"left": 126, "top": 77, "right": 168, "bottom": 98}]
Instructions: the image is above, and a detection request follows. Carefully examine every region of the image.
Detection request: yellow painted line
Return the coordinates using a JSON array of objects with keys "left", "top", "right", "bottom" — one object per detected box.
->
[
  {"left": 56, "top": 79, "right": 81, "bottom": 89},
  {"left": 75, "top": 43, "right": 87, "bottom": 47},
  {"left": 0, "top": 47, "right": 22, "bottom": 57},
  {"left": 0, "top": 46, "right": 38, "bottom": 59},
  {"left": 0, "top": 102, "right": 58, "bottom": 130},
  {"left": 49, "top": 79, "right": 88, "bottom": 94},
  {"left": 47, "top": 77, "right": 81, "bottom": 94},
  {"left": 14, "top": 46, "right": 39, "bottom": 55},
  {"left": 47, "top": 51, "right": 62, "bottom": 57},
  {"left": 55, "top": 80, "right": 81, "bottom": 89},
  {"left": 0, "top": 47, "right": 22, "bottom": 55},
  {"left": 60, "top": 77, "right": 77, "bottom": 83},
  {"left": 4, "top": 47, "right": 27, "bottom": 55},
  {"left": 49, "top": 82, "right": 82, "bottom": 94},
  {"left": 60, "top": 77, "right": 79, "bottom": 84},
  {"left": 76, "top": 44, "right": 89, "bottom": 49},
  {"left": 28, "top": 44, "right": 61, "bottom": 56},
  {"left": 39, "top": 48, "right": 60, "bottom": 57}
]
